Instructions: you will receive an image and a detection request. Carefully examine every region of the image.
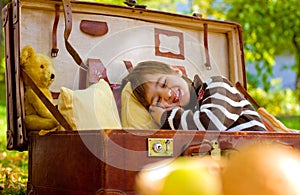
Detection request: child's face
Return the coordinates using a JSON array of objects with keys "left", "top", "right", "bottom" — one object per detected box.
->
[{"left": 143, "top": 73, "right": 190, "bottom": 109}]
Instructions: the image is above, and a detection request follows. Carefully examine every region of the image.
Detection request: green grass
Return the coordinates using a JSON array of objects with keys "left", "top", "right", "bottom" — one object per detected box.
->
[{"left": 277, "top": 115, "right": 300, "bottom": 130}]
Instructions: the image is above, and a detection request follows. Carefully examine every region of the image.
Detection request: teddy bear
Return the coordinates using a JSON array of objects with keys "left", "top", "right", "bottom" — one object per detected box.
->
[{"left": 20, "top": 45, "right": 59, "bottom": 131}]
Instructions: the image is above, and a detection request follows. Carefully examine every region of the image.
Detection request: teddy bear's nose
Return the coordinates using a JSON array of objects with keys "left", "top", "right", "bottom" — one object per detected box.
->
[{"left": 50, "top": 74, "right": 55, "bottom": 80}]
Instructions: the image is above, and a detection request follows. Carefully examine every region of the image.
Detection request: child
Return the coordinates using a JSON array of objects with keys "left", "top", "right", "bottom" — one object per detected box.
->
[{"left": 122, "top": 61, "right": 266, "bottom": 131}]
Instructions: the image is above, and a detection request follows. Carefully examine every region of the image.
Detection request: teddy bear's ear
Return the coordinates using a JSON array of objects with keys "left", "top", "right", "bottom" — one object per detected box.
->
[{"left": 20, "top": 45, "right": 36, "bottom": 66}]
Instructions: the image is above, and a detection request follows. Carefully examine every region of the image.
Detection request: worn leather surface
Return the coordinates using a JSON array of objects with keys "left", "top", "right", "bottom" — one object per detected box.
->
[{"left": 28, "top": 130, "right": 300, "bottom": 194}]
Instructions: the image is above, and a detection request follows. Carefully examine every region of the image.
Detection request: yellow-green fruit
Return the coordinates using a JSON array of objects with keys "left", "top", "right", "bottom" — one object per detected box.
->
[
  {"left": 160, "top": 166, "right": 222, "bottom": 195},
  {"left": 135, "top": 157, "right": 223, "bottom": 195},
  {"left": 222, "top": 142, "right": 300, "bottom": 195},
  {"left": 160, "top": 157, "right": 223, "bottom": 195}
]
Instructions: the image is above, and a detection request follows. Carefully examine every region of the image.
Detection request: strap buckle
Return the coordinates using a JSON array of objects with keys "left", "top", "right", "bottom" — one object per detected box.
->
[{"left": 51, "top": 48, "right": 59, "bottom": 57}]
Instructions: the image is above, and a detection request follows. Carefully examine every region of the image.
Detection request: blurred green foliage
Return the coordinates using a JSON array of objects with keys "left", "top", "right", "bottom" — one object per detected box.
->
[
  {"left": 212, "top": 0, "right": 300, "bottom": 91},
  {"left": 248, "top": 84, "right": 299, "bottom": 116}
]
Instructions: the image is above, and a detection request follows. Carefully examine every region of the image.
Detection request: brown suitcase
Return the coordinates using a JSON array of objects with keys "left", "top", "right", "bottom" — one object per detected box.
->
[
  {"left": 27, "top": 130, "right": 300, "bottom": 194},
  {"left": 2, "top": 0, "right": 299, "bottom": 194}
]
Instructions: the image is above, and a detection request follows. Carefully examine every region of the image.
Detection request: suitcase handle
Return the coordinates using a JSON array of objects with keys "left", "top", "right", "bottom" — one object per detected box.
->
[
  {"left": 182, "top": 139, "right": 223, "bottom": 160},
  {"left": 182, "top": 139, "right": 213, "bottom": 156},
  {"left": 182, "top": 139, "right": 239, "bottom": 159}
]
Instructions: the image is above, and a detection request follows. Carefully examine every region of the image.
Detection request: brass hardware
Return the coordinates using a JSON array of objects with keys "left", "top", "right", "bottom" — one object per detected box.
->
[
  {"left": 192, "top": 12, "right": 203, "bottom": 18},
  {"left": 148, "top": 138, "right": 173, "bottom": 157},
  {"left": 210, "top": 139, "right": 221, "bottom": 160},
  {"left": 205, "top": 63, "right": 212, "bottom": 70}
]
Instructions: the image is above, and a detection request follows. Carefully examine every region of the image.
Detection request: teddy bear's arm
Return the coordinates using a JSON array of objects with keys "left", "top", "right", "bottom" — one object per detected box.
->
[{"left": 26, "top": 88, "right": 56, "bottom": 119}]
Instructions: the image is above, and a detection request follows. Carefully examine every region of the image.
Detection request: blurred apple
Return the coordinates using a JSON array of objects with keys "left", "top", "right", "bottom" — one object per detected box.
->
[
  {"left": 222, "top": 142, "right": 300, "bottom": 195},
  {"left": 135, "top": 156, "right": 223, "bottom": 195}
]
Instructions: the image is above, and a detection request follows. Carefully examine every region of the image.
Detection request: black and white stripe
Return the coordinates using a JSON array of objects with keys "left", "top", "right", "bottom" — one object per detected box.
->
[{"left": 161, "top": 76, "right": 266, "bottom": 131}]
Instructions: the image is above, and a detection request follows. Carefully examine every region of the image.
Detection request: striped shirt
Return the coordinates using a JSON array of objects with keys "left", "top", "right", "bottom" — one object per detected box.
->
[{"left": 160, "top": 76, "right": 266, "bottom": 131}]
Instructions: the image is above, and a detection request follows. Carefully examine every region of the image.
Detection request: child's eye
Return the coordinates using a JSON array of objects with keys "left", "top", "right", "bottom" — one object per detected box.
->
[{"left": 160, "top": 79, "right": 167, "bottom": 88}]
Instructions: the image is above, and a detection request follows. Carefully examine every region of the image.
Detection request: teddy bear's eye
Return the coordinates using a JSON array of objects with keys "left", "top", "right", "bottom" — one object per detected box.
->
[{"left": 40, "top": 64, "right": 44, "bottom": 69}]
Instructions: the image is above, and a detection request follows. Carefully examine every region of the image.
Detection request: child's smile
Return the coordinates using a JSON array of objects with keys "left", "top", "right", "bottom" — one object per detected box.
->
[{"left": 144, "top": 73, "right": 190, "bottom": 109}]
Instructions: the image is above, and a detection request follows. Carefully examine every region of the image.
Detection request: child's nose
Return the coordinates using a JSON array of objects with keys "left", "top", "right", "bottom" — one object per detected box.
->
[
  {"left": 167, "top": 88, "right": 172, "bottom": 98},
  {"left": 161, "top": 88, "right": 173, "bottom": 102}
]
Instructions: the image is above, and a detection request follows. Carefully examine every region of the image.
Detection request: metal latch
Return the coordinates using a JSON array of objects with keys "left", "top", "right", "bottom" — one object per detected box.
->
[
  {"left": 148, "top": 138, "right": 173, "bottom": 157},
  {"left": 210, "top": 139, "right": 221, "bottom": 160}
]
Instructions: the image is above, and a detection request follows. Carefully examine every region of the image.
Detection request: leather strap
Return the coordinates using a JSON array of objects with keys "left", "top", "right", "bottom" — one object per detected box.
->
[
  {"left": 237, "top": 25, "right": 247, "bottom": 89},
  {"left": 62, "top": 0, "right": 88, "bottom": 70},
  {"left": 51, "top": 4, "right": 60, "bottom": 57},
  {"left": 123, "top": 60, "right": 133, "bottom": 72},
  {"left": 21, "top": 69, "right": 73, "bottom": 131},
  {"left": 203, "top": 23, "right": 212, "bottom": 70}
]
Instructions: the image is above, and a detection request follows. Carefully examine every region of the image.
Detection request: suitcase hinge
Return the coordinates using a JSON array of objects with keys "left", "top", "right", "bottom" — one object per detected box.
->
[
  {"left": 27, "top": 182, "right": 35, "bottom": 195},
  {"left": 12, "top": 0, "right": 19, "bottom": 24},
  {"left": 6, "top": 129, "right": 14, "bottom": 150},
  {"left": 2, "top": 4, "right": 8, "bottom": 27},
  {"left": 123, "top": 0, "right": 147, "bottom": 9},
  {"left": 192, "top": 12, "right": 203, "bottom": 18}
]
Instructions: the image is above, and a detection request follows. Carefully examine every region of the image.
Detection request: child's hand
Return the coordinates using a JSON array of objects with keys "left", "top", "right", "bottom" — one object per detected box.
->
[{"left": 149, "top": 105, "right": 166, "bottom": 125}]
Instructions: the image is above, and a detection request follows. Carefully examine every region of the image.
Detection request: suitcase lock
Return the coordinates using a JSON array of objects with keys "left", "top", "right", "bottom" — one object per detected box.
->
[{"left": 148, "top": 138, "right": 173, "bottom": 157}]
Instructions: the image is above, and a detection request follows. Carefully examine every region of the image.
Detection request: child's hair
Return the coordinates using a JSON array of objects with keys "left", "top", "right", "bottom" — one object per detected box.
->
[
  {"left": 121, "top": 61, "right": 178, "bottom": 108},
  {"left": 122, "top": 61, "right": 192, "bottom": 109}
]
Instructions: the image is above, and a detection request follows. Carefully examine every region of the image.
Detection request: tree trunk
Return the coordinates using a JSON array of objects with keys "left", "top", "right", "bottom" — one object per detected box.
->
[
  {"left": 292, "top": 35, "right": 300, "bottom": 90},
  {"left": 297, "top": 63, "right": 300, "bottom": 90},
  {"left": 296, "top": 55, "right": 300, "bottom": 90}
]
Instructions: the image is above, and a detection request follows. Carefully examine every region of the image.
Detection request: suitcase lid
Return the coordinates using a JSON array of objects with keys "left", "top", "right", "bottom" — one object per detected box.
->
[{"left": 3, "top": 0, "right": 246, "bottom": 150}]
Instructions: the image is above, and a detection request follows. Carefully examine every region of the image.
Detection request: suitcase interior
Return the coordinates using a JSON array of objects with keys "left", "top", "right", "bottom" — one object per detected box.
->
[{"left": 3, "top": 0, "right": 247, "bottom": 150}]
